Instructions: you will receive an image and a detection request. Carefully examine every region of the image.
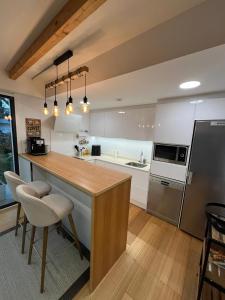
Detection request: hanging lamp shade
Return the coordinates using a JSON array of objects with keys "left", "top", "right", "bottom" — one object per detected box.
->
[
  {"left": 43, "top": 88, "right": 49, "bottom": 115},
  {"left": 53, "top": 85, "right": 59, "bottom": 117},
  {"left": 65, "top": 81, "right": 70, "bottom": 115},
  {"left": 80, "top": 73, "right": 90, "bottom": 113}
]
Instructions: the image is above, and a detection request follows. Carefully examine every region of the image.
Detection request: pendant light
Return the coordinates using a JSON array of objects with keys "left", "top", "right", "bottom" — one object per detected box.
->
[
  {"left": 65, "top": 81, "right": 70, "bottom": 115},
  {"left": 43, "top": 87, "right": 49, "bottom": 115},
  {"left": 80, "top": 73, "right": 90, "bottom": 113},
  {"left": 67, "top": 58, "right": 73, "bottom": 113},
  {"left": 53, "top": 85, "right": 59, "bottom": 117},
  {"left": 68, "top": 77, "right": 73, "bottom": 113},
  {"left": 53, "top": 66, "right": 59, "bottom": 117}
]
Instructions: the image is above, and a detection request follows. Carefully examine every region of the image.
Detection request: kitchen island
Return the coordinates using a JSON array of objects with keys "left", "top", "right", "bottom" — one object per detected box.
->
[{"left": 19, "top": 151, "right": 131, "bottom": 291}]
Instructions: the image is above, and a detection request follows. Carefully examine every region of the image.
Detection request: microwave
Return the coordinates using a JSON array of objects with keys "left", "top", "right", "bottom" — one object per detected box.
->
[{"left": 153, "top": 143, "right": 189, "bottom": 165}]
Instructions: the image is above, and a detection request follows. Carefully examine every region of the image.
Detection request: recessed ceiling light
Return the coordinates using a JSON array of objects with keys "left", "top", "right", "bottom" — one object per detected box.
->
[
  {"left": 179, "top": 81, "right": 201, "bottom": 89},
  {"left": 118, "top": 111, "right": 125, "bottom": 114},
  {"left": 190, "top": 99, "right": 204, "bottom": 104}
]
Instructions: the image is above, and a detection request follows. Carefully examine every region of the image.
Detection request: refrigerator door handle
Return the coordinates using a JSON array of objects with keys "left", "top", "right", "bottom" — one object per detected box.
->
[{"left": 187, "top": 171, "right": 193, "bottom": 185}]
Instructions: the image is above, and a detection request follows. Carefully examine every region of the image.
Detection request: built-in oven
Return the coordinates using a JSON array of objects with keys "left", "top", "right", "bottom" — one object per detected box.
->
[{"left": 153, "top": 143, "right": 188, "bottom": 166}]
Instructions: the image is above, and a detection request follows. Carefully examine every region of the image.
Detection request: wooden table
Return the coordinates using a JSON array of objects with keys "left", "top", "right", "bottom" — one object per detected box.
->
[{"left": 20, "top": 152, "right": 131, "bottom": 291}]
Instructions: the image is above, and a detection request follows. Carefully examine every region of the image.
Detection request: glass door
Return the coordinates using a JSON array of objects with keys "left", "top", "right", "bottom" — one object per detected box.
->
[{"left": 0, "top": 94, "right": 18, "bottom": 209}]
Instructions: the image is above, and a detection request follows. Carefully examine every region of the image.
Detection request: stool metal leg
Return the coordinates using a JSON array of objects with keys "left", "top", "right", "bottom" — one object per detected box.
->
[
  {"left": 21, "top": 215, "right": 27, "bottom": 254},
  {"left": 15, "top": 203, "right": 21, "bottom": 236},
  {"left": 197, "top": 239, "right": 211, "bottom": 300},
  {"left": 68, "top": 214, "right": 83, "bottom": 260},
  {"left": 40, "top": 226, "right": 48, "bottom": 294},
  {"left": 28, "top": 226, "right": 36, "bottom": 265}
]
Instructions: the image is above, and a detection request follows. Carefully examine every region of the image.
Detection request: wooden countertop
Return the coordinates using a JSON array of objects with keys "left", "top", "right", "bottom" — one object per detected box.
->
[{"left": 20, "top": 152, "right": 131, "bottom": 196}]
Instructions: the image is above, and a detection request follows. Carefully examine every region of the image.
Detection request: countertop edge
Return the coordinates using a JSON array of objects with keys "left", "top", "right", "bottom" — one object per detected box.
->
[{"left": 19, "top": 153, "right": 132, "bottom": 197}]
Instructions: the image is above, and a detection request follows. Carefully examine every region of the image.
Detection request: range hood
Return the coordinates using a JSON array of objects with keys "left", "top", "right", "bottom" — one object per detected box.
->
[{"left": 54, "top": 114, "right": 82, "bottom": 133}]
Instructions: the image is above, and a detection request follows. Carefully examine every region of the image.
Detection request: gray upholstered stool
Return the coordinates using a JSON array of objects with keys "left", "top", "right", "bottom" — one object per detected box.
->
[
  {"left": 4, "top": 171, "right": 51, "bottom": 253},
  {"left": 16, "top": 184, "right": 83, "bottom": 294}
]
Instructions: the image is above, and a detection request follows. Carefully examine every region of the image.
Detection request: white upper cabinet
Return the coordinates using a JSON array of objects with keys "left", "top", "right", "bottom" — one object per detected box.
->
[
  {"left": 154, "top": 101, "right": 195, "bottom": 145},
  {"left": 89, "top": 111, "right": 105, "bottom": 137},
  {"left": 91, "top": 106, "right": 155, "bottom": 140},
  {"left": 54, "top": 114, "right": 81, "bottom": 133},
  {"left": 104, "top": 111, "right": 127, "bottom": 138},
  {"left": 125, "top": 107, "right": 155, "bottom": 140},
  {"left": 195, "top": 99, "right": 225, "bottom": 120}
]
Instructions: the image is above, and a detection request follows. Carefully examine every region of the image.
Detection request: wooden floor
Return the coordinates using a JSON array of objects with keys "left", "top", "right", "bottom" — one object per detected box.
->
[
  {"left": 1, "top": 204, "right": 218, "bottom": 300},
  {"left": 0, "top": 205, "right": 18, "bottom": 233},
  {"left": 75, "top": 204, "right": 202, "bottom": 300}
]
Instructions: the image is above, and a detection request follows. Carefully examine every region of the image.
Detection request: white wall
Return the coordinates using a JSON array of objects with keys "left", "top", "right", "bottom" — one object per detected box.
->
[
  {"left": 14, "top": 93, "right": 53, "bottom": 153},
  {"left": 0, "top": 71, "right": 42, "bottom": 98},
  {"left": 90, "top": 136, "right": 153, "bottom": 162},
  {"left": 14, "top": 93, "right": 82, "bottom": 155}
]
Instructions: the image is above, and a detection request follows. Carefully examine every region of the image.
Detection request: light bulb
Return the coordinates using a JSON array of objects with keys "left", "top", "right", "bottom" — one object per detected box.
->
[
  {"left": 65, "top": 106, "right": 70, "bottom": 115},
  {"left": 68, "top": 103, "right": 73, "bottom": 112},
  {"left": 81, "top": 103, "right": 89, "bottom": 113},
  {"left": 43, "top": 107, "right": 49, "bottom": 115},
  {"left": 53, "top": 105, "right": 59, "bottom": 117}
]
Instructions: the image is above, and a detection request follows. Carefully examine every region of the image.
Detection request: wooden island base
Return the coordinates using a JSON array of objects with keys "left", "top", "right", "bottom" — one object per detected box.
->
[{"left": 91, "top": 179, "right": 131, "bottom": 290}]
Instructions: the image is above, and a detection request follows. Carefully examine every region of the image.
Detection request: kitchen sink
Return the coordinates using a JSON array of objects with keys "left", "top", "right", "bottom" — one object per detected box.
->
[{"left": 125, "top": 162, "right": 147, "bottom": 168}]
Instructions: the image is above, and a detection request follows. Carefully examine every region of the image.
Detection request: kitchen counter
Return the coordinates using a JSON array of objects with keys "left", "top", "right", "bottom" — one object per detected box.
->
[
  {"left": 19, "top": 151, "right": 131, "bottom": 292},
  {"left": 20, "top": 152, "right": 131, "bottom": 196},
  {"left": 73, "top": 154, "right": 150, "bottom": 172}
]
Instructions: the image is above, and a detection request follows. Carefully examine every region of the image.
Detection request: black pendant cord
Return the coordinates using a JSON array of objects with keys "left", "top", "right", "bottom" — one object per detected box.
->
[
  {"left": 44, "top": 88, "right": 47, "bottom": 108},
  {"left": 44, "top": 88, "right": 47, "bottom": 104},
  {"left": 68, "top": 58, "right": 73, "bottom": 104},
  {"left": 54, "top": 66, "right": 58, "bottom": 106},
  {"left": 54, "top": 85, "right": 57, "bottom": 105},
  {"left": 83, "top": 73, "right": 87, "bottom": 104},
  {"left": 66, "top": 81, "right": 69, "bottom": 105},
  {"left": 85, "top": 73, "right": 86, "bottom": 97}
]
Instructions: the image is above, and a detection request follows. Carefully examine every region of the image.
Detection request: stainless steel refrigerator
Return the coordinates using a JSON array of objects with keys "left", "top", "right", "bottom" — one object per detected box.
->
[{"left": 180, "top": 120, "right": 225, "bottom": 239}]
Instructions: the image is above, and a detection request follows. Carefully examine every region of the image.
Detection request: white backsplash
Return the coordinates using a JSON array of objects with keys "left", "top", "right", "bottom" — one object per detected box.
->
[{"left": 90, "top": 137, "right": 153, "bottom": 162}]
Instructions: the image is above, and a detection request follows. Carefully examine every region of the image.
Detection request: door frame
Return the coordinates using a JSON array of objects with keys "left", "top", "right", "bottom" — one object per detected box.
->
[{"left": 0, "top": 94, "right": 19, "bottom": 209}]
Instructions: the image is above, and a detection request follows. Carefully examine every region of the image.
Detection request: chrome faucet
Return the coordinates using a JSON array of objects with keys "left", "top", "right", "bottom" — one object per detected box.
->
[{"left": 139, "top": 151, "right": 144, "bottom": 164}]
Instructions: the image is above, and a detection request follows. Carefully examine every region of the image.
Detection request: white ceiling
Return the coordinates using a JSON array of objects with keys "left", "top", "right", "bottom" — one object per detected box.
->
[
  {"left": 0, "top": 0, "right": 67, "bottom": 71},
  {"left": 50, "top": 44, "right": 225, "bottom": 109},
  {"left": 23, "top": 0, "right": 205, "bottom": 82}
]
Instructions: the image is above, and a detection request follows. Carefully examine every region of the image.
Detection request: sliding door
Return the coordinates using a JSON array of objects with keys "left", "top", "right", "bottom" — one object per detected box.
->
[{"left": 0, "top": 95, "right": 18, "bottom": 208}]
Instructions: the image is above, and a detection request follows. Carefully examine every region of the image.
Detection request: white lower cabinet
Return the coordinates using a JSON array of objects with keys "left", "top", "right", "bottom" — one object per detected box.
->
[{"left": 95, "top": 160, "right": 149, "bottom": 209}]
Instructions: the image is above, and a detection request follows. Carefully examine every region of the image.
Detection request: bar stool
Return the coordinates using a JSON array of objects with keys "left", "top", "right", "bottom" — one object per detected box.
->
[
  {"left": 197, "top": 203, "right": 225, "bottom": 300},
  {"left": 16, "top": 184, "right": 83, "bottom": 294},
  {"left": 4, "top": 171, "right": 51, "bottom": 253}
]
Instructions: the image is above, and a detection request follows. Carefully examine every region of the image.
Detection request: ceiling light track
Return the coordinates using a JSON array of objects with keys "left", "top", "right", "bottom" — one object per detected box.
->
[{"left": 53, "top": 50, "right": 73, "bottom": 66}]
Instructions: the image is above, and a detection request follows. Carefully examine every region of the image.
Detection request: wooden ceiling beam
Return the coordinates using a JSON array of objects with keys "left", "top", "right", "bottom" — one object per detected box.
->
[{"left": 8, "top": 0, "right": 106, "bottom": 80}]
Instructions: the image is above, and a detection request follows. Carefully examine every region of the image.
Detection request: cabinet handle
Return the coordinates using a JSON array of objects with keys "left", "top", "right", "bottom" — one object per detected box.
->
[
  {"left": 161, "top": 181, "right": 169, "bottom": 186},
  {"left": 187, "top": 171, "right": 193, "bottom": 185}
]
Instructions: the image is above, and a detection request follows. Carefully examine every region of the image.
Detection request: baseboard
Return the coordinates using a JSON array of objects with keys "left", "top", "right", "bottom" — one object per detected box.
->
[{"left": 130, "top": 199, "right": 146, "bottom": 210}]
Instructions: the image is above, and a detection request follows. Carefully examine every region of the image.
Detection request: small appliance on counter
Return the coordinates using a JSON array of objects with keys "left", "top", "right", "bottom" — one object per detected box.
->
[
  {"left": 27, "top": 137, "right": 47, "bottom": 156},
  {"left": 91, "top": 145, "right": 101, "bottom": 156}
]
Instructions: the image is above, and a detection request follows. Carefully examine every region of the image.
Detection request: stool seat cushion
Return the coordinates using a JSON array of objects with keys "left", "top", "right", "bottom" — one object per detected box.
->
[
  {"left": 28, "top": 181, "right": 51, "bottom": 198},
  {"left": 42, "top": 194, "right": 74, "bottom": 220}
]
